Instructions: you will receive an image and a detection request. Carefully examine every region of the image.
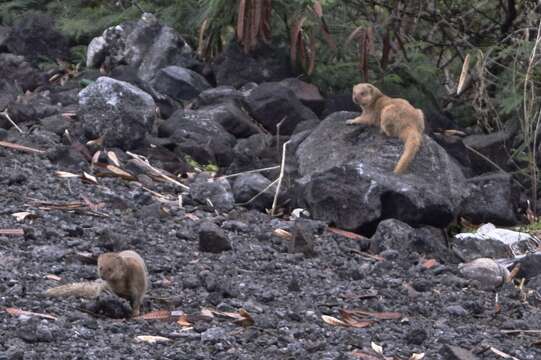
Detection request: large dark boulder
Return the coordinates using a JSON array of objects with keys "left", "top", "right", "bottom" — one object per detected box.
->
[
  {"left": 370, "top": 219, "right": 455, "bottom": 262},
  {"left": 199, "top": 102, "right": 263, "bottom": 139},
  {"left": 158, "top": 109, "right": 236, "bottom": 167},
  {"left": 232, "top": 173, "right": 276, "bottom": 211},
  {"left": 86, "top": 13, "right": 200, "bottom": 82},
  {"left": 292, "top": 111, "right": 468, "bottom": 232},
  {"left": 460, "top": 173, "right": 518, "bottom": 226},
  {"left": 212, "top": 41, "right": 292, "bottom": 87},
  {"left": 78, "top": 77, "right": 156, "bottom": 150},
  {"left": 279, "top": 78, "right": 325, "bottom": 116},
  {"left": 245, "top": 82, "right": 318, "bottom": 135},
  {"left": 151, "top": 66, "right": 210, "bottom": 101},
  {"left": 193, "top": 86, "right": 245, "bottom": 109},
  {"left": 4, "top": 13, "right": 69, "bottom": 63},
  {"left": 0, "top": 54, "right": 44, "bottom": 92}
]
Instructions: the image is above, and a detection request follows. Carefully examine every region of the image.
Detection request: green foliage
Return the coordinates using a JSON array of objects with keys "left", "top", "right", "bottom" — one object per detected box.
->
[{"left": 184, "top": 155, "right": 219, "bottom": 173}]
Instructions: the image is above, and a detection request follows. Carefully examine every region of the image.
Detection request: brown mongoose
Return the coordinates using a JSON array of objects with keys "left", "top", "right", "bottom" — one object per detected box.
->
[
  {"left": 346, "top": 83, "right": 425, "bottom": 174},
  {"left": 45, "top": 250, "right": 148, "bottom": 317}
]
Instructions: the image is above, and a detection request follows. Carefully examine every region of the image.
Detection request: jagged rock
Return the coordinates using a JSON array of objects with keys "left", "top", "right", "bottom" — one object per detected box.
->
[
  {"left": 227, "top": 134, "right": 277, "bottom": 174},
  {"left": 151, "top": 66, "right": 210, "bottom": 100},
  {"left": 463, "top": 121, "right": 518, "bottom": 175},
  {"left": 198, "top": 222, "right": 231, "bottom": 253},
  {"left": 0, "top": 80, "right": 18, "bottom": 113},
  {"left": 86, "top": 13, "right": 199, "bottom": 82},
  {"left": 232, "top": 173, "right": 276, "bottom": 211},
  {"left": 7, "top": 92, "right": 60, "bottom": 125},
  {"left": 279, "top": 78, "right": 325, "bottom": 116},
  {"left": 4, "top": 13, "right": 69, "bottom": 63},
  {"left": 0, "top": 53, "right": 44, "bottom": 91},
  {"left": 460, "top": 173, "right": 518, "bottom": 226},
  {"left": 189, "top": 174, "right": 235, "bottom": 212},
  {"left": 369, "top": 219, "right": 453, "bottom": 261},
  {"left": 212, "top": 41, "right": 292, "bottom": 87},
  {"left": 517, "top": 254, "right": 541, "bottom": 280},
  {"left": 453, "top": 235, "right": 511, "bottom": 262},
  {"left": 292, "top": 111, "right": 468, "bottom": 231},
  {"left": 78, "top": 77, "right": 156, "bottom": 149},
  {"left": 199, "top": 102, "right": 262, "bottom": 138},
  {"left": 39, "top": 114, "right": 71, "bottom": 136},
  {"left": 193, "top": 86, "right": 245, "bottom": 108},
  {"left": 158, "top": 109, "right": 236, "bottom": 166},
  {"left": 321, "top": 93, "right": 358, "bottom": 118},
  {"left": 245, "top": 82, "right": 318, "bottom": 135},
  {"left": 439, "top": 345, "right": 480, "bottom": 360}
]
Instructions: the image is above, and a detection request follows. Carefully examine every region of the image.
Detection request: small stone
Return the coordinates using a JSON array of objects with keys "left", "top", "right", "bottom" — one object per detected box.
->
[{"left": 198, "top": 222, "right": 231, "bottom": 253}]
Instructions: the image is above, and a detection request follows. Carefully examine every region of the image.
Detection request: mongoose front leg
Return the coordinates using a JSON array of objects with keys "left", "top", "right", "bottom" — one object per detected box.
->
[{"left": 346, "top": 112, "right": 374, "bottom": 126}]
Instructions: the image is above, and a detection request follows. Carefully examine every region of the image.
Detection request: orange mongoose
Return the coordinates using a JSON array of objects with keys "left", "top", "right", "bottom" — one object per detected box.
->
[
  {"left": 45, "top": 250, "right": 148, "bottom": 317},
  {"left": 346, "top": 83, "right": 425, "bottom": 174}
]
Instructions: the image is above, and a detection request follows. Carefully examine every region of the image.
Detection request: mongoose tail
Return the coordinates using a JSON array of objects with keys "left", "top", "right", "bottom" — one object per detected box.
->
[
  {"left": 394, "top": 128, "right": 422, "bottom": 174},
  {"left": 45, "top": 280, "right": 108, "bottom": 298}
]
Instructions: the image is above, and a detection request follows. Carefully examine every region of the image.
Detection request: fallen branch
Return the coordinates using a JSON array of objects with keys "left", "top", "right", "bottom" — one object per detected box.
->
[
  {"left": 271, "top": 140, "right": 290, "bottom": 216},
  {"left": 0, "top": 110, "right": 23, "bottom": 133},
  {"left": 219, "top": 165, "right": 280, "bottom": 179},
  {"left": 238, "top": 178, "right": 279, "bottom": 206},
  {"left": 126, "top": 151, "right": 189, "bottom": 190}
]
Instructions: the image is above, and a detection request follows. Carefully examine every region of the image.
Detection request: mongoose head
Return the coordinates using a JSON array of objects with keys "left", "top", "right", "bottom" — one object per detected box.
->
[
  {"left": 98, "top": 253, "right": 125, "bottom": 281},
  {"left": 352, "top": 83, "right": 382, "bottom": 107}
]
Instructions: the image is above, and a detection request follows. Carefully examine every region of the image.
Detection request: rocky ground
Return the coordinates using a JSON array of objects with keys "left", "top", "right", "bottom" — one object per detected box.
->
[{"left": 1, "top": 11, "right": 541, "bottom": 360}]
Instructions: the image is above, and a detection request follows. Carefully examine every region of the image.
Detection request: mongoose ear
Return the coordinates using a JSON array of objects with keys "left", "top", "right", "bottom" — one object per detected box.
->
[{"left": 368, "top": 84, "right": 382, "bottom": 97}]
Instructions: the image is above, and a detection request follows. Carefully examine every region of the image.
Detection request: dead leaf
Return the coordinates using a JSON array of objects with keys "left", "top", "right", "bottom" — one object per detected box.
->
[
  {"left": 327, "top": 227, "right": 367, "bottom": 241},
  {"left": 321, "top": 315, "right": 349, "bottom": 327},
  {"left": 104, "top": 164, "right": 135, "bottom": 180},
  {"left": 106, "top": 151, "right": 121, "bottom": 166},
  {"left": 82, "top": 172, "right": 98, "bottom": 184},
  {"left": 55, "top": 171, "right": 81, "bottom": 178},
  {"left": 410, "top": 353, "right": 425, "bottom": 360},
  {"left": 0, "top": 228, "right": 24, "bottom": 236},
  {"left": 45, "top": 274, "right": 62, "bottom": 281},
  {"left": 5, "top": 307, "right": 57, "bottom": 321},
  {"left": 177, "top": 314, "right": 192, "bottom": 327},
  {"left": 339, "top": 310, "right": 374, "bottom": 328},
  {"left": 91, "top": 151, "right": 101, "bottom": 165},
  {"left": 457, "top": 54, "right": 471, "bottom": 95},
  {"left": 134, "top": 335, "right": 171, "bottom": 344},
  {"left": 235, "top": 308, "right": 255, "bottom": 327},
  {"left": 185, "top": 213, "right": 200, "bottom": 221},
  {"left": 273, "top": 228, "right": 293, "bottom": 241},
  {"left": 348, "top": 309, "right": 402, "bottom": 320},
  {"left": 201, "top": 308, "right": 215, "bottom": 318},
  {"left": 0, "top": 140, "right": 45, "bottom": 154},
  {"left": 371, "top": 342, "right": 383, "bottom": 355},
  {"left": 11, "top": 211, "right": 37, "bottom": 222},
  {"left": 136, "top": 310, "right": 173, "bottom": 320},
  {"left": 421, "top": 258, "right": 439, "bottom": 269},
  {"left": 351, "top": 349, "right": 381, "bottom": 360}
]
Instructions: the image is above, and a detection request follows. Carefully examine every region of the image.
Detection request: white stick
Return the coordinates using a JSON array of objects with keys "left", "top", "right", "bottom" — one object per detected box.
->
[{"left": 271, "top": 140, "right": 290, "bottom": 216}]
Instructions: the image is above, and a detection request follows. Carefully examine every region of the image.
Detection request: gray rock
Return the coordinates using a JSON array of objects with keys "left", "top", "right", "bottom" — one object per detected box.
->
[
  {"left": 460, "top": 173, "right": 518, "bottom": 226},
  {"left": 39, "top": 114, "right": 70, "bottom": 135},
  {"left": 233, "top": 173, "right": 276, "bottom": 211},
  {"left": 200, "top": 102, "right": 263, "bottom": 138},
  {"left": 279, "top": 78, "right": 325, "bottom": 115},
  {"left": 369, "top": 219, "right": 453, "bottom": 261},
  {"left": 198, "top": 222, "right": 231, "bottom": 253},
  {"left": 193, "top": 86, "right": 245, "bottom": 108},
  {"left": 212, "top": 41, "right": 292, "bottom": 87},
  {"left": 245, "top": 82, "right": 318, "bottom": 135},
  {"left": 4, "top": 13, "right": 69, "bottom": 63},
  {"left": 78, "top": 77, "right": 156, "bottom": 149},
  {"left": 151, "top": 66, "right": 210, "bottom": 100},
  {"left": 86, "top": 13, "right": 199, "bottom": 81},
  {"left": 453, "top": 235, "right": 512, "bottom": 262},
  {"left": 0, "top": 53, "right": 43, "bottom": 91},
  {"left": 158, "top": 109, "right": 236, "bottom": 166},
  {"left": 189, "top": 174, "right": 235, "bottom": 212},
  {"left": 293, "top": 112, "right": 468, "bottom": 230},
  {"left": 439, "top": 345, "right": 480, "bottom": 360}
]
